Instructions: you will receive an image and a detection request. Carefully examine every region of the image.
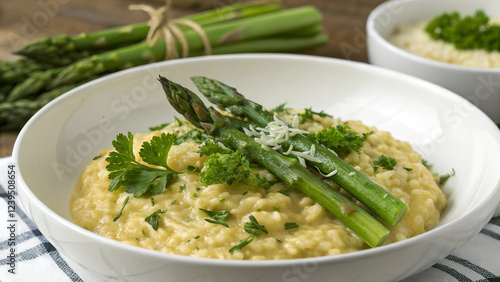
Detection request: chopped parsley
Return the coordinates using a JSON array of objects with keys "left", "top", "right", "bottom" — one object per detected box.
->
[
  {"left": 200, "top": 208, "right": 231, "bottom": 227},
  {"left": 308, "top": 124, "right": 371, "bottom": 154},
  {"left": 299, "top": 108, "right": 332, "bottom": 124},
  {"left": 175, "top": 128, "right": 211, "bottom": 145},
  {"left": 113, "top": 196, "right": 129, "bottom": 222},
  {"left": 284, "top": 222, "right": 299, "bottom": 229},
  {"left": 187, "top": 235, "right": 200, "bottom": 242},
  {"left": 438, "top": 168, "right": 456, "bottom": 186},
  {"left": 373, "top": 155, "right": 397, "bottom": 172},
  {"left": 271, "top": 102, "right": 287, "bottom": 113},
  {"left": 425, "top": 10, "right": 500, "bottom": 52},
  {"left": 149, "top": 123, "right": 169, "bottom": 131},
  {"left": 229, "top": 215, "right": 268, "bottom": 253},
  {"left": 229, "top": 236, "right": 254, "bottom": 253},
  {"left": 92, "top": 154, "right": 102, "bottom": 160},
  {"left": 278, "top": 189, "right": 291, "bottom": 197},
  {"left": 273, "top": 207, "right": 280, "bottom": 212},
  {"left": 106, "top": 132, "right": 196, "bottom": 197},
  {"left": 145, "top": 209, "right": 167, "bottom": 230},
  {"left": 243, "top": 215, "right": 268, "bottom": 237},
  {"left": 178, "top": 184, "right": 187, "bottom": 192}
]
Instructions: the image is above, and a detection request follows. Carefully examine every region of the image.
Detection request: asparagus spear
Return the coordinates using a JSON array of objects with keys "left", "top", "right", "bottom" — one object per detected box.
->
[
  {"left": 49, "top": 6, "right": 323, "bottom": 89},
  {"left": 189, "top": 33, "right": 328, "bottom": 56},
  {"left": 7, "top": 68, "right": 63, "bottom": 102},
  {"left": 0, "top": 85, "right": 72, "bottom": 130},
  {"left": 158, "top": 75, "right": 389, "bottom": 248},
  {"left": 0, "top": 78, "right": 95, "bottom": 131},
  {"left": 14, "top": 1, "right": 281, "bottom": 66},
  {"left": 191, "top": 76, "right": 408, "bottom": 226},
  {"left": 0, "top": 58, "right": 52, "bottom": 85}
]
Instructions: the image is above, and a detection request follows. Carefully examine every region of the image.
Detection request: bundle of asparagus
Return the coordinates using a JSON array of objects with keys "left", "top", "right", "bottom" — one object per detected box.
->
[{"left": 0, "top": 1, "right": 328, "bottom": 131}]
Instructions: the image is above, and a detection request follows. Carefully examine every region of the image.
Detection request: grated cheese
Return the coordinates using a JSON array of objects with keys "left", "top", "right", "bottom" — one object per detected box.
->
[{"left": 244, "top": 115, "right": 326, "bottom": 167}]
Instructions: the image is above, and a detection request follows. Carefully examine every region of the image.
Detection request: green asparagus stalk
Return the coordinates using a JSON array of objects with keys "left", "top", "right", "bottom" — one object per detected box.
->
[
  {"left": 14, "top": 1, "right": 282, "bottom": 66},
  {"left": 0, "top": 58, "right": 52, "bottom": 85},
  {"left": 189, "top": 33, "right": 328, "bottom": 56},
  {"left": 158, "top": 75, "right": 390, "bottom": 248},
  {"left": 191, "top": 76, "right": 408, "bottom": 226},
  {"left": 48, "top": 6, "right": 323, "bottom": 89},
  {"left": 0, "top": 84, "right": 78, "bottom": 131},
  {"left": 7, "top": 68, "right": 63, "bottom": 102}
]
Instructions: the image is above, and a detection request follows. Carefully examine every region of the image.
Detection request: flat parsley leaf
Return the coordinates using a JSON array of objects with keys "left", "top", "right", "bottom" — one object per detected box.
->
[
  {"left": 106, "top": 132, "right": 182, "bottom": 197},
  {"left": 145, "top": 209, "right": 167, "bottom": 230}
]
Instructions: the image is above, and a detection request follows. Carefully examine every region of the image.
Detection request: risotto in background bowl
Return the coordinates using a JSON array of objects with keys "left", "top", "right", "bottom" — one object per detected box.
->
[
  {"left": 13, "top": 54, "right": 500, "bottom": 281},
  {"left": 367, "top": 0, "right": 500, "bottom": 124}
]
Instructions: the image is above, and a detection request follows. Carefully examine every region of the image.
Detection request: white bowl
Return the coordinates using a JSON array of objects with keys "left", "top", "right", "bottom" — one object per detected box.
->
[
  {"left": 14, "top": 54, "right": 500, "bottom": 281},
  {"left": 367, "top": 0, "right": 500, "bottom": 124}
]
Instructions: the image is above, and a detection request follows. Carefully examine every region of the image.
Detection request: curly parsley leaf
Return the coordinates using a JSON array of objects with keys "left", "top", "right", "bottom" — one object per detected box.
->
[
  {"left": 197, "top": 140, "right": 232, "bottom": 156},
  {"left": 425, "top": 10, "right": 500, "bottom": 52},
  {"left": 308, "top": 124, "right": 371, "bottom": 154},
  {"left": 199, "top": 142, "right": 275, "bottom": 189},
  {"left": 145, "top": 209, "right": 167, "bottom": 230},
  {"left": 373, "top": 155, "right": 397, "bottom": 172},
  {"left": 106, "top": 132, "right": 182, "bottom": 197}
]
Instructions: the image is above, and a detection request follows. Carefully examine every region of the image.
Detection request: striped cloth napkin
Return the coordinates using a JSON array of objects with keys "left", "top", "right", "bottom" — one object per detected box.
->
[{"left": 0, "top": 156, "right": 498, "bottom": 282}]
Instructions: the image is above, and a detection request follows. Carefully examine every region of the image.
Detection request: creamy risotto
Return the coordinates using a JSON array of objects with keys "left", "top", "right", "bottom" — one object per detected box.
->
[
  {"left": 389, "top": 20, "right": 500, "bottom": 68},
  {"left": 69, "top": 111, "right": 447, "bottom": 260}
]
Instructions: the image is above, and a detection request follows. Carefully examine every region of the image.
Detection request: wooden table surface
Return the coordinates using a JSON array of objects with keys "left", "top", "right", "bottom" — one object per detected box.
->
[{"left": 0, "top": 0, "right": 387, "bottom": 158}]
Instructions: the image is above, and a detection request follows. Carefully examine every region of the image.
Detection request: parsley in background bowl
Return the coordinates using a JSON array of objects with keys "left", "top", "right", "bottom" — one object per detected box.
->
[
  {"left": 367, "top": 0, "right": 500, "bottom": 124},
  {"left": 13, "top": 54, "right": 500, "bottom": 281}
]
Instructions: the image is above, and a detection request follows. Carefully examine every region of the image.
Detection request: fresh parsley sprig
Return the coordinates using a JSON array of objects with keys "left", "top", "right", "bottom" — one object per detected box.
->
[{"left": 106, "top": 132, "right": 196, "bottom": 198}]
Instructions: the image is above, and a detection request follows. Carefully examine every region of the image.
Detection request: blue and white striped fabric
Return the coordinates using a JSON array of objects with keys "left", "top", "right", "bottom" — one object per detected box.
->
[{"left": 0, "top": 156, "right": 498, "bottom": 282}]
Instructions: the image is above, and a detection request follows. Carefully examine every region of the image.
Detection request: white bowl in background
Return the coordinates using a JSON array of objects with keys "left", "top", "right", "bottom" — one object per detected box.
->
[
  {"left": 13, "top": 54, "right": 500, "bottom": 281},
  {"left": 367, "top": 0, "right": 500, "bottom": 124}
]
